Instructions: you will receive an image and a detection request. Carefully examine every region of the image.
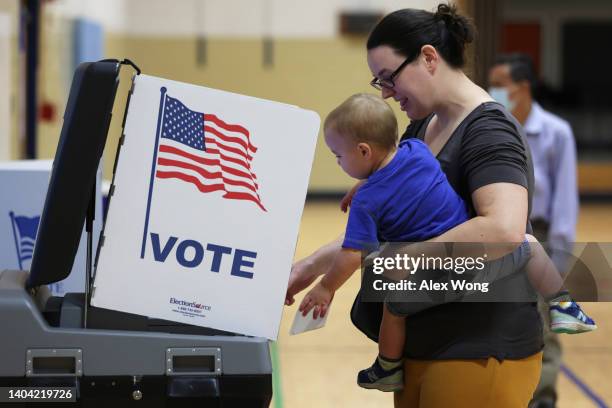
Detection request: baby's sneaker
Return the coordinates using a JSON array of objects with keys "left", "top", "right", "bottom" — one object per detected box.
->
[
  {"left": 550, "top": 301, "right": 597, "bottom": 334},
  {"left": 357, "top": 356, "right": 403, "bottom": 392}
]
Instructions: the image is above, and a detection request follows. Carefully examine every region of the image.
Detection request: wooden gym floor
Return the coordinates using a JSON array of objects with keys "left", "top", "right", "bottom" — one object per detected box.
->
[{"left": 272, "top": 202, "right": 612, "bottom": 408}]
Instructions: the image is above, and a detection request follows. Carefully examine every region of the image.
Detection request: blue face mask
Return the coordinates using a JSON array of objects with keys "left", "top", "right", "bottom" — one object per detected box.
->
[{"left": 488, "top": 87, "right": 516, "bottom": 112}]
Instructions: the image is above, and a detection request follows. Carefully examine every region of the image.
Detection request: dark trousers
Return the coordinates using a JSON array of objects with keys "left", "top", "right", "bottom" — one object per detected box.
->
[{"left": 530, "top": 220, "right": 562, "bottom": 406}]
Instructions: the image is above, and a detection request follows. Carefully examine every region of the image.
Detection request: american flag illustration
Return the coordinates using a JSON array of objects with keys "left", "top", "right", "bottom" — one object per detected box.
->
[
  {"left": 155, "top": 94, "right": 266, "bottom": 211},
  {"left": 9, "top": 212, "right": 40, "bottom": 270}
]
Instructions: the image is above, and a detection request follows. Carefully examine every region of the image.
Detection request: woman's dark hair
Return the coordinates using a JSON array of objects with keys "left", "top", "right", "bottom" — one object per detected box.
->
[{"left": 367, "top": 3, "right": 475, "bottom": 69}]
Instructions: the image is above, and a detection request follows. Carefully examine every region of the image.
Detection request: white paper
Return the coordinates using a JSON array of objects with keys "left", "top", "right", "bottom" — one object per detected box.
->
[{"left": 289, "top": 306, "right": 330, "bottom": 335}]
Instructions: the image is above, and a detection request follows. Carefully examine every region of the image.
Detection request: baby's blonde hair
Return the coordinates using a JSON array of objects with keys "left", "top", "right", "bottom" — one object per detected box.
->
[{"left": 324, "top": 93, "right": 398, "bottom": 150}]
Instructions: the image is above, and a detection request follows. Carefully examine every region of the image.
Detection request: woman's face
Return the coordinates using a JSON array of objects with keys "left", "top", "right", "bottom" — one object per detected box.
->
[{"left": 367, "top": 45, "right": 434, "bottom": 120}]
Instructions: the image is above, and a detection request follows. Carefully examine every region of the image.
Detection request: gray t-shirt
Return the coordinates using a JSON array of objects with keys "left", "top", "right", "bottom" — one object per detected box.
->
[
  {"left": 403, "top": 102, "right": 541, "bottom": 359},
  {"left": 351, "top": 102, "right": 543, "bottom": 360}
]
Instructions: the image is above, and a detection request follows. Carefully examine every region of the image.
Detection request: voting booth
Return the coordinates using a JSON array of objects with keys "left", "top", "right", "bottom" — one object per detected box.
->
[
  {"left": 0, "top": 59, "right": 319, "bottom": 406},
  {"left": 0, "top": 160, "right": 103, "bottom": 296},
  {"left": 92, "top": 74, "right": 319, "bottom": 339}
]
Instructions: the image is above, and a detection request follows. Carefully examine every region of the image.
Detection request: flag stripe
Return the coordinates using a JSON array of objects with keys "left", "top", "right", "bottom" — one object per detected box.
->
[
  {"left": 158, "top": 157, "right": 259, "bottom": 193},
  {"left": 204, "top": 136, "right": 253, "bottom": 164},
  {"left": 206, "top": 147, "right": 258, "bottom": 178},
  {"left": 224, "top": 191, "right": 267, "bottom": 211},
  {"left": 157, "top": 170, "right": 264, "bottom": 210},
  {"left": 159, "top": 157, "right": 221, "bottom": 181},
  {"left": 204, "top": 126, "right": 255, "bottom": 160},
  {"left": 204, "top": 122, "right": 252, "bottom": 154},
  {"left": 204, "top": 122, "right": 253, "bottom": 152},
  {"left": 157, "top": 147, "right": 259, "bottom": 194},
  {"left": 158, "top": 145, "right": 259, "bottom": 189},
  {"left": 205, "top": 114, "right": 258, "bottom": 153},
  {"left": 159, "top": 164, "right": 259, "bottom": 197},
  {"left": 157, "top": 171, "right": 226, "bottom": 193},
  {"left": 159, "top": 139, "right": 260, "bottom": 190},
  {"left": 159, "top": 143, "right": 257, "bottom": 181},
  {"left": 204, "top": 137, "right": 252, "bottom": 166}
]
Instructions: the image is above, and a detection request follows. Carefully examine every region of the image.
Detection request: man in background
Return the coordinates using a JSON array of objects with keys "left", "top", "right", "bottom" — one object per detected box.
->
[{"left": 489, "top": 53, "right": 579, "bottom": 408}]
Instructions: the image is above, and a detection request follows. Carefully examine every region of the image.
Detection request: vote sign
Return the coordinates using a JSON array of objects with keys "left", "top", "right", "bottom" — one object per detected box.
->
[{"left": 91, "top": 75, "right": 319, "bottom": 340}]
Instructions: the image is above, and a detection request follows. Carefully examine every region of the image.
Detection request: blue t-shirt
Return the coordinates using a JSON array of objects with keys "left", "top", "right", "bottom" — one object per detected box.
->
[{"left": 343, "top": 139, "right": 469, "bottom": 251}]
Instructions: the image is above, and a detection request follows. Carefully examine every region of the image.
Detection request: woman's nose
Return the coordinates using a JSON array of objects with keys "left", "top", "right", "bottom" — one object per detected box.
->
[{"left": 381, "top": 87, "right": 395, "bottom": 99}]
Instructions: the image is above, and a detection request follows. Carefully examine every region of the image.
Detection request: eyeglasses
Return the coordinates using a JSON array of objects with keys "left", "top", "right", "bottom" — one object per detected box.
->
[{"left": 370, "top": 56, "right": 412, "bottom": 90}]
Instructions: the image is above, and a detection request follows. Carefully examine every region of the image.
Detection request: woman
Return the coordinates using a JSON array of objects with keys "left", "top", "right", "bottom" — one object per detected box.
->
[{"left": 286, "top": 3, "right": 542, "bottom": 408}]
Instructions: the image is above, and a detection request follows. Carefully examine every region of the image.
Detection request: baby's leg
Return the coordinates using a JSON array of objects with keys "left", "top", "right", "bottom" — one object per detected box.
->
[
  {"left": 524, "top": 234, "right": 565, "bottom": 299},
  {"left": 357, "top": 303, "right": 405, "bottom": 392},
  {"left": 379, "top": 303, "right": 406, "bottom": 360},
  {"left": 525, "top": 235, "right": 597, "bottom": 334}
]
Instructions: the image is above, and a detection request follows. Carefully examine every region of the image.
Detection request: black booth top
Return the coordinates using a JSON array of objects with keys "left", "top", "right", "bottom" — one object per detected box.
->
[{"left": 28, "top": 61, "right": 120, "bottom": 288}]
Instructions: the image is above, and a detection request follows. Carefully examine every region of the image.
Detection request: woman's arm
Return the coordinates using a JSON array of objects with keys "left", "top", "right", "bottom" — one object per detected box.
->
[
  {"left": 320, "top": 248, "right": 362, "bottom": 292},
  {"left": 429, "top": 182, "right": 528, "bottom": 254},
  {"left": 285, "top": 234, "right": 344, "bottom": 306},
  {"left": 432, "top": 107, "right": 531, "bottom": 257},
  {"left": 380, "top": 182, "right": 529, "bottom": 274},
  {"left": 287, "top": 183, "right": 528, "bottom": 302},
  {"left": 340, "top": 180, "right": 365, "bottom": 212}
]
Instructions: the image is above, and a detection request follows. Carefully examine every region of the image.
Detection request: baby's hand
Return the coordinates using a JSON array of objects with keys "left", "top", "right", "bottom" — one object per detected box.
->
[
  {"left": 340, "top": 180, "right": 365, "bottom": 212},
  {"left": 299, "top": 282, "right": 334, "bottom": 319}
]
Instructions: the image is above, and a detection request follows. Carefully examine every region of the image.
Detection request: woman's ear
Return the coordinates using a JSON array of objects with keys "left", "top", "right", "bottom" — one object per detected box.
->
[
  {"left": 357, "top": 142, "right": 372, "bottom": 158},
  {"left": 420, "top": 45, "right": 439, "bottom": 74}
]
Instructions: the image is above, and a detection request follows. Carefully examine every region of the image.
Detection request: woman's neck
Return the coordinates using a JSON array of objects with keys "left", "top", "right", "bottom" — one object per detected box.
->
[{"left": 431, "top": 70, "right": 491, "bottom": 129}]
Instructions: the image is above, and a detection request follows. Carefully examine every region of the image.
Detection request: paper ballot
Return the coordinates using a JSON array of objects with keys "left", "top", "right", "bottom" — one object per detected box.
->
[{"left": 289, "top": 306, "right": 330, "bottom": 335}]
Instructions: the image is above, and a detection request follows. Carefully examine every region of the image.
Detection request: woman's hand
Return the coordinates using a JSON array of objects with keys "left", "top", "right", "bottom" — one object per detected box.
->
[
  {"left": 285, "top": 235, "right": 345, "bottom": 306},
  {"left": 285, "top": 258, "right": 319, "bottom": 306},
  {"left": 340, "top": 180, "right": 365, "bottom": 212},
  {"left": 299, "top": 281, "right": 334, "bottom": 319}
]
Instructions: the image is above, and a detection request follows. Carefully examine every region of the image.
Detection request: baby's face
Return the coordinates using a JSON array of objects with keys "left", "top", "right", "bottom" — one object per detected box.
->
[{"left": 324, "top": 129, "right": 372, "bottom": 180}]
